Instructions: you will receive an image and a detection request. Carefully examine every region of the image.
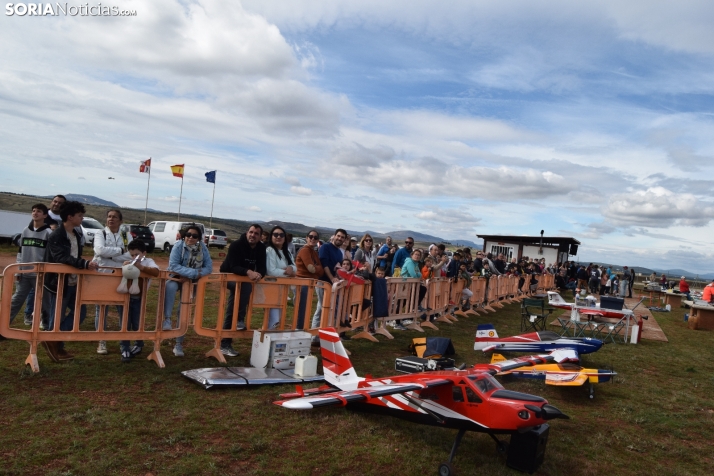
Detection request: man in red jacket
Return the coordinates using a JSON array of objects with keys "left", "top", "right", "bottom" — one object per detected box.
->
[{"left": 679, "top": 277, "right": 691, "bottom": 301}]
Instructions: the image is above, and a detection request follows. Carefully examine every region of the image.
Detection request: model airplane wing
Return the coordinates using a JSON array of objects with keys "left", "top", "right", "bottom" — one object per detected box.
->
[
  {"left": 486, "top": 349, "right": 578, "bottom": 374},
  {"left": 275, "top": 378, "right": 452, "bottom": 410}
]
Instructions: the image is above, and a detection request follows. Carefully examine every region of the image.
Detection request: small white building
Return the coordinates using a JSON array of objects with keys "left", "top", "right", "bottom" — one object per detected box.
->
[{"left": 477, "top": 234, "right": 580, "bottom": 265}]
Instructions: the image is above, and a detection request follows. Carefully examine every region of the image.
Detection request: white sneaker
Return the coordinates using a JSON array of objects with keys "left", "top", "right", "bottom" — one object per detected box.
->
[
  {"left": 173, "top": 343, "right": 184, "bottom": 357},
  {"left": 402, "top": 319, "right": 414, "bottom": 325},
  {"left": 97, "top": 341, "right": 108, "bottom": 354}
]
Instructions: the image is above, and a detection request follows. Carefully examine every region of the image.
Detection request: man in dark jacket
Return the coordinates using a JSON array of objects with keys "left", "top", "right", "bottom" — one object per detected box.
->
[
  {"left": 219, "top": 224, "right": 266, "bottom": 356},
  {"left": 43, "top": 201, "right": 98, "bottom": 362}
]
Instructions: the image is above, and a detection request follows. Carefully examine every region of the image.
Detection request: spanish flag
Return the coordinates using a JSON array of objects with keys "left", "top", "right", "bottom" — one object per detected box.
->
[{"left": 170, "top": 164, "right": 184, "bottom": 178}]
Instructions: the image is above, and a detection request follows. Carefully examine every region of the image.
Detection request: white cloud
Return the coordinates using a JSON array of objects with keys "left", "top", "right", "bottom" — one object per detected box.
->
[
  {"left": 290, "top": 186, "right": 313, "bottom": 195},
  {"left": 246, "top": 206, "right": 262, "bottom": 212},
  {"left": 602, "top": 187, "right": 714, "bottom": 227}
]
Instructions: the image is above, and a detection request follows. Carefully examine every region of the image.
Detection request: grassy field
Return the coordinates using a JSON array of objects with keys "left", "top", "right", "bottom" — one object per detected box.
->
[{"left": 1, "top": 245, "right": 713, "bottom": 475}]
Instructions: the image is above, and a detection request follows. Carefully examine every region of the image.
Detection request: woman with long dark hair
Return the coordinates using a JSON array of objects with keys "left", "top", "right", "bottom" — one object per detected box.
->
[{"left": 266, "top": 225, "right": 296, "bottom": 329}]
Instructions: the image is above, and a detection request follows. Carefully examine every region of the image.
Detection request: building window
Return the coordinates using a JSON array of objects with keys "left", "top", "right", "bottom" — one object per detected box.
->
[{"left": 490, "top": 245, "right": 514, "bottom": 260}]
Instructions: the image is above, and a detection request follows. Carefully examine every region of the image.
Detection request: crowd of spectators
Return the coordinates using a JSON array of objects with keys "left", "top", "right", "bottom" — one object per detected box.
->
[{"left": 7, "top": 197, "right": 700, "bottom": 363}]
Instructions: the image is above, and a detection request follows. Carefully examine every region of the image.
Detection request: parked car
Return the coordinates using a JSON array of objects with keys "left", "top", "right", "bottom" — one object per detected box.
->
[
  {"left": 203, "top": 228, "right": 227, "bottom": 248},
  {"left": 81, "top": 217, "right": 104, "bottom": 246},
  {"left": 120, "top": 224, "right": 155, "bottom": 253},
  {"left": 147, "top": 221, "right": 205, "bottom": 253},
  {"left": 292, "top": 237, "right": 306, "bottom": 254}
]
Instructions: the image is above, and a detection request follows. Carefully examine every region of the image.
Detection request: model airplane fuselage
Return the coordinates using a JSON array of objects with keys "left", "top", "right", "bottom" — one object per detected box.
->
[
  {"left": 547, "top": 291, "right": 635, "bottom": 320},
  {"left": 473, "top": 323, "right": 603, "bottom": 355},
  {"left": 276, "top": 328, "right": 571, "bottom": 433},
  {"left": 275, "top": 328, "right": 574, "bottom": 474}
]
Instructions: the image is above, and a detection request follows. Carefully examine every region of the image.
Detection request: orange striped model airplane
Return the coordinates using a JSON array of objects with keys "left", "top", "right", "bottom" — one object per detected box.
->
[{"left": 275, "top": 328, "right": 574, "bottom": 475}]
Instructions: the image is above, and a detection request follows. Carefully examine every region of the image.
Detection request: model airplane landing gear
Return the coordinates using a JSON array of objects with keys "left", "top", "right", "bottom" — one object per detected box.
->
[
  {"left": 438, "top": 428, "right": 466, "bottom": 476},
  {"left": 589, "top": 383, "right": 595, "bottom": 399}
]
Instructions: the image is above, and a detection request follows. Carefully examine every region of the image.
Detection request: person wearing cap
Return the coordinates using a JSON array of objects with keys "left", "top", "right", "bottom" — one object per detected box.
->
[
  {"left": 702, "top": 279, "right": 714, "bottom": 303},
  {"left": 349, "top": 237, "right": 358, "bottom": 260},
  {"left": 678, "top": 276, "right": 692, "bottom": 301}
]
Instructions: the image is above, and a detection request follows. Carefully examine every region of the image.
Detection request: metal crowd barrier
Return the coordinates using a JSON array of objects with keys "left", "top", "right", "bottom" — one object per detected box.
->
[
  {"left": 192, "top": 274, "right": 332, "bottom": 363},
  {"left": 0, "top": 263, "right": 191, "bottom": 372}
]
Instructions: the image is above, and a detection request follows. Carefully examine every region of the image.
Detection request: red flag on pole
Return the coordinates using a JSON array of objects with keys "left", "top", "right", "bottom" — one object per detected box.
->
[{"left": 139, "top": 158, "right": 151, "bottom": 173}]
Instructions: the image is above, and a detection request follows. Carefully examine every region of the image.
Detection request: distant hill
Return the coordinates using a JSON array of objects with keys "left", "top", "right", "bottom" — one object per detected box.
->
[
  {"left": 43, "top": 194, "right": 119, "bottom": 207},
  {"left": 384, "top": 230, "right": 446, "bottom": 243}
]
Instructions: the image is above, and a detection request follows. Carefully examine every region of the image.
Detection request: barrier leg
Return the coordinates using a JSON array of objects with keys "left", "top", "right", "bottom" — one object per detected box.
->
[
  {"left": 434, "top": 314, "right": 453, "bottom": 325},
  {"left": 406, "top": 321, "right": 425, "bottom": 332},
  {"left": 374, "top": 320, "right": 394, "bottom": 340},
  {"left": 205, "top": 341, "right": 227, "bottom": 364},
  {"left": 147, "top": 340, "right": 166, "bottom": 368},
  {"left": 26, "top": 341, "right": 40, "bottom": 373}
]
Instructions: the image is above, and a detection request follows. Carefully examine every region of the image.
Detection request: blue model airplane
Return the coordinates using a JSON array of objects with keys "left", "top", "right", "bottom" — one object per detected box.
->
[{"left": 473, "top": 324, "right": 603, "bottom": 358}]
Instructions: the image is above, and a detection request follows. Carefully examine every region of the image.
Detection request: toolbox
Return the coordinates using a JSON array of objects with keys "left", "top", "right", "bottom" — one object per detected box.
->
[{"left": 395, "top": 356, "right": 455, "bottom": 374}]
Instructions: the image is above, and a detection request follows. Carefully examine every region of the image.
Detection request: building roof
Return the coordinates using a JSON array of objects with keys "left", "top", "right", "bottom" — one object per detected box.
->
[{"left": 477, "top": 235, "right": 581, "bottom": 246}]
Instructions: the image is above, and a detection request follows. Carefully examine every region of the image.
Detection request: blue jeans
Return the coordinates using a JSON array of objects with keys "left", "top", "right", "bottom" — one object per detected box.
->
[
  {"left": 310, "top": 286, "right": 324, "bottom": 329},
  {"left": 95, "top": 305, "right": 123, "bottom": 331},
  {"left": 120, "top": 297, "right": 144, "bottom": 351},
  {"left": 164, "top": 280, "right": 189, "bottom": 344},
  {"left": 25, "top": 283, "right": 35, "bottom": 319},
  {"left": 9, "top": 275, "right": 36, "bottom": 324},
  {"left": 221, "top": 281, "right": 253, "bottom": 348},
  {"left": 47, "top": 285, "right": 87, "bottom": 332}
]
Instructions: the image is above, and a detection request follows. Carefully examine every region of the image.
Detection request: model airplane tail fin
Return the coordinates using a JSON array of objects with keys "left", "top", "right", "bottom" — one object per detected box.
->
[
  {"left": 319, "top": 328, "right": 363, "bottom": 390},
  {"left": 547, "top": 291, "right": 566, "bottom": 305},
  {"left": 475, "top": 324, "right": 498, "bottom": 340}
]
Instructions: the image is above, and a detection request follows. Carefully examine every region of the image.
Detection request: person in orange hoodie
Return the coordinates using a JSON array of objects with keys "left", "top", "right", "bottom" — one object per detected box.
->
[
  {"left": 702, "top": 279, "right": 714, "bottom": 303},
  {"left": 295, "top": 230, "right": 324, "bottom": 329}
]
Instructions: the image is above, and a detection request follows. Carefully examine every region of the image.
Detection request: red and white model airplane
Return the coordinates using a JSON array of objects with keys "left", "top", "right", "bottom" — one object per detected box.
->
[
  {"left": 275, "top": 328, "right": 575, "bottom": 475},
  {"left": 547, "top": 291, "right": 639, "bottom": 320}
]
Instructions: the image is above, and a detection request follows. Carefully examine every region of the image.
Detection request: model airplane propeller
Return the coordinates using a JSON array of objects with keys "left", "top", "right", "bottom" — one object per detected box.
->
[{"left": 275, "top": 328, "right": 574, "bottom": 475}]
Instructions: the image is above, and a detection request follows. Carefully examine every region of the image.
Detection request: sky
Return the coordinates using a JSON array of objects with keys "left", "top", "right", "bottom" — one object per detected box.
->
[{"left": 2, "top": 0, "right": 714, "bottom": 273}]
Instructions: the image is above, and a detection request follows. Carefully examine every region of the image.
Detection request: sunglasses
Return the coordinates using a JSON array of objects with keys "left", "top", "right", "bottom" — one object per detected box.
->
[
  {"left": 364, "top": 239, "right": 372, "bottom": 242},
  {"left": 272, "top": 232, "right": 285, "bottom": 238},
  {"left": 185, "top": 233, "right": 200, "bottom": 239},
  {"left": 307, "top": 234, "right": 318, "bottom": 240},
  {"left": 405, "top": 241, "right": 414, "bottom": 245}
]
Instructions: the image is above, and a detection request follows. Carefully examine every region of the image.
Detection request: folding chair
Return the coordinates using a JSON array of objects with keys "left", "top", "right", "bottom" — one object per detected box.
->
[
  {"left": 521, "top": 298, "right": 554, "bottom": 333},
  {"left": 594, "top": 319, "right": 626, "bottom": 344}
]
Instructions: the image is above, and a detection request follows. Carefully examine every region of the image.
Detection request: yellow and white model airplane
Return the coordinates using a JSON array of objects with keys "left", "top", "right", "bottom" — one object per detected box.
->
[{"left": 490, "top": 353, "right": 616, "bottom": 399}]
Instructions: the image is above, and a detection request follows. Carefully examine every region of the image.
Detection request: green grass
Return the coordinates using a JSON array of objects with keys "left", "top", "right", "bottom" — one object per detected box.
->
[{"left": 1, "top": 257, "right": 713, "bottom": 474}]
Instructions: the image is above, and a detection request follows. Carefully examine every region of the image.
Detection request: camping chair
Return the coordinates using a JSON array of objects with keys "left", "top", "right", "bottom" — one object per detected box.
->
[{"left": 521, "top": 298, "right": 555, "bottom": 332}]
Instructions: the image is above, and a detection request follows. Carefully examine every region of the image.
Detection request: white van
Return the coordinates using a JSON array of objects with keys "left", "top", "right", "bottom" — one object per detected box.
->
[{"left": 147, "top": 221, "right": 205, "bottom": 252}]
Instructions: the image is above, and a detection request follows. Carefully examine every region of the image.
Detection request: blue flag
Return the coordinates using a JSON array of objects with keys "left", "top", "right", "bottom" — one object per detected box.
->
[{"left": 205, "top": 170, "right": 216, "bottom": 184}]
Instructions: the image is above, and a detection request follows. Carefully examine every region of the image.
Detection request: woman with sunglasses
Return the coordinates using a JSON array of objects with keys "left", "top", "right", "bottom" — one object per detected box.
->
[
  {"left": 265, "top": 226, "right": 296, "bottom": 329},
  {"left": 163, "top": 224, "right": 212, "bottom": 357},
  {"left": 353, "top": 233, "right": 376, "bottom": 273},
  {"left": 295, "top": 230, "right": 324, "bottom": 328}
]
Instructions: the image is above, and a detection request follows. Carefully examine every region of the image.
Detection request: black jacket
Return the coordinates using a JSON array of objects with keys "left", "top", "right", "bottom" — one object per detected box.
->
[
  {"left": 220, "top": 233, "right": 267, "bottom": 276},
  {"left": 44, "top": 226, "right": 90, "bottom": 293}
]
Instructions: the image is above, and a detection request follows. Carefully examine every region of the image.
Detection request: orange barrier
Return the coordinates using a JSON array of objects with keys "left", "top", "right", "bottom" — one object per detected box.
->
[
  {"left": 192, "top": 274, "right": 332, "bottom": 363},
  {"left": 333, "top": 280, "right": 375, "bottom": 342},
  {"left": 486, "top": 277, "right": 500, "bottom": 310},
  {"left": 507, "top": 275, "right": 521, "bottom": 302},
  {"left": 371, "top": 277, "right": 424, "bottom": 338},
  {"left": 449, "top": 278, "right": 474, "bottom": 318},
  {"left": 496, "top": 275, "right": 511, "bottom": 305},
  {"left": 469, "top": 277, "right": 489, "bottom": 312},
  {"left": 425, "top": 277, "right": 452, "bottom": 327},
  {"left": 0, "top": 263, "right": 191, "bottom": 372}
]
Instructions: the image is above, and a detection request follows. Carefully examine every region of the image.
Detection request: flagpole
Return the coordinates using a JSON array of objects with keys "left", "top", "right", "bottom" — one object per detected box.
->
[
  {"left": 209, "top": 180, "right": 216, "bottom": 228},
  {"left": 178, "top": 175, "right": 183, "bottom": 221},
  {"left": 143, "top": 158, "right": 151, "bottom": 225}
]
